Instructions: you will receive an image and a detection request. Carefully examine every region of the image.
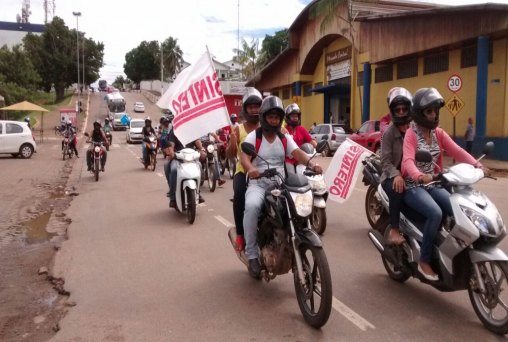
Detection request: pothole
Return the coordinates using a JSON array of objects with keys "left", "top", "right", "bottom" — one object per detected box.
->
[{"left": 20, "top": 212, "right": 56, "bottom": 244}]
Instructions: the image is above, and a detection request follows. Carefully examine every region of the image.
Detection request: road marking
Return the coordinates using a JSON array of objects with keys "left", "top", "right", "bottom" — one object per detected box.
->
[
  {"left": 213, "top": 215, "right": 376, "bottom": 331},
  {"left": 355, "top": 187, "right": 367, "bottom": 193},
  {"left": 156, "top": 172, "right": 164, "bottom": 178},
  {"left": 332, "top": 297, "right": 375, "bottom": 331}
]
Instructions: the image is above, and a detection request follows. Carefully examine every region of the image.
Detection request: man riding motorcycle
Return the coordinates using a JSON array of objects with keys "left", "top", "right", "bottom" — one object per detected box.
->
[
  {"left": 141, "top": 117, "right": 156, "bottom": 162},
  {"left": 62, "top": 120, "right": 79, "bottom": 157},
  {"left": 283, "top": 103, "right": 317, "bottom": 175},
  {"left": 103, "top": 118, "right": 113, "bottom": 145},
  {"left": 86, "top": 120, "right": 109, "bottom": 171},
  {"left": 240, "top": 95, "right": 323, "bottom": 278}
]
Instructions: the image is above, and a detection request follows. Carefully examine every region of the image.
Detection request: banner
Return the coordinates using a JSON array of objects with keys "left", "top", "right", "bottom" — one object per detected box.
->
[
  {"left": 324, "top": 138, "right": 372, "bottom": 203},
  {"left": 156, "top": 51, "right": 230, "bottom": 145}
]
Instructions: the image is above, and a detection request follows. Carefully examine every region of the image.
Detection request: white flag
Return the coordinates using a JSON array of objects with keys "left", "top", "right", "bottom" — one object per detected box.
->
[
  {"left": 324, "top": 138, "right": 373, "bottom": 203},
  {"left": 156, "top": 51, "right": 230, "bottom": 145}
]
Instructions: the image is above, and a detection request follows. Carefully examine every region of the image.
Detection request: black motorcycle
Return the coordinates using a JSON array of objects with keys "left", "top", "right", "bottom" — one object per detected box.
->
[{"left": 228, "top": 141, "right": 333, "bottom": 328}]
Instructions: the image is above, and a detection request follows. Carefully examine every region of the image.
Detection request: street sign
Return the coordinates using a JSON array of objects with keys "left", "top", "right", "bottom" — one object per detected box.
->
[
  {"left": 445, "top": 94, "right": 465, "bottom": 117},
  {"left": 447, "top": 74, "right": 462, "bottom": 92}
]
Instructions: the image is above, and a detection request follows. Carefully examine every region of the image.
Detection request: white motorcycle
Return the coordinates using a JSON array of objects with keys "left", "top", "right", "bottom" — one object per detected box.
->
[
  {"left": 368, "top": 142, "right": 508, "bottom": 335},
  {"left": 171, "top": 148, "right": 202, "bottom": 224}
]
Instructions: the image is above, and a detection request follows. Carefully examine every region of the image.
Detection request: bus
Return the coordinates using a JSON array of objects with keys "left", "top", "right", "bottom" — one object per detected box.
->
[
  {"left": 98, "top": 80, "right": 107, "bottom": 92},
  {"left": 105, "top": 92, "right": 129, "bottom": 130}
]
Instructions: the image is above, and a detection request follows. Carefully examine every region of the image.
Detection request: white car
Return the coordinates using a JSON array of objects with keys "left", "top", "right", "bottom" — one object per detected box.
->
[
  {"left": 133, "top": 102, "right": 145, "bottom": 113},
  {"left": 126, "top": 119, "right": 145, "bottom": 143},
  {"left": 0, "top": 120, "right": 37, "bottom": 158}
]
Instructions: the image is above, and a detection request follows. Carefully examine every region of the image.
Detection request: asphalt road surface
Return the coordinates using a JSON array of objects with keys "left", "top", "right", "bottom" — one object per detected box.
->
[{"left": 50, "top": 91, "right": 508, "bottom": 341}]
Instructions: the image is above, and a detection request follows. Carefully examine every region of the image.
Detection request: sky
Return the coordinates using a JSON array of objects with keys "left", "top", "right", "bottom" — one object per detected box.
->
[{"left": 1, "top": 0, "right": 508, "bottom": 85}]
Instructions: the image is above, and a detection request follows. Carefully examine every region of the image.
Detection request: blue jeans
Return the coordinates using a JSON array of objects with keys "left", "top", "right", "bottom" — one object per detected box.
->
[
  {"left": 142, "top": 143, "right": 147, "bottom": 161},
  {"left": 167, "top": 159, "right": 177, "bottom": 201},
  {"left": 243, "top": 184, "right": 266, "bottom": 260},
  {"left": 382, "top": 178, "right": 404, "bottom": 229},
  {"left": 403, "top": 186, "right": 453, "bottom": 263}
]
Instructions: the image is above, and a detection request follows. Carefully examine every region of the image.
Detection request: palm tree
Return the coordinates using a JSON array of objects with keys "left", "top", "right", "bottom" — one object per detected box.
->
[
  {"left": 161, "top": 37, "right": 184, "bottom": 81},
  {"left": 233, "top": 38, "right": 261, "bottom": 80}
]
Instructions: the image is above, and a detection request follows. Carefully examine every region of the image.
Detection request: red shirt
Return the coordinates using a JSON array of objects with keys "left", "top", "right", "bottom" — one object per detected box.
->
[
  {"left": 285, "top": 125, "right": 313, "bottom": 165},
  {"left": 219, "top": 125, "right": 232, "bottom": 142}
]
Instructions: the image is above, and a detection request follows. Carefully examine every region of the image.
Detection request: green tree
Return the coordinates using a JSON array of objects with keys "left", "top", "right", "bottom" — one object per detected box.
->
[
  {"left": 0, "top": 44, "right": 41, "bottom": 90},
  {"left": 233, "top": 38, "right": 261, "bottom": 80},
  {"left": 123, "top": 41, "right": 160, "bottom": 84},
  {"left": 161, "top": 37, "right": 184, "bottom": 81},
  {"left": 112, "top": 75, "right": 126, "bottom": 89},
  {"left": 259, "top": 29, "right": 289, "bottom": 66},
  {"left": 23, "top": 16, "right": 104, "bottom": 101}
]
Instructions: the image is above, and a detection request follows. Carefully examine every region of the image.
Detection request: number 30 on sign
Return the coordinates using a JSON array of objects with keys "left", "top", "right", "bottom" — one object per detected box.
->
[{"left": 448, "top": 74, "right": 462, "bottom": 92}]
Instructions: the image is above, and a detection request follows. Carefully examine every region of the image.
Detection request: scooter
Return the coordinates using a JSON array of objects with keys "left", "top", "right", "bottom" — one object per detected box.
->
[
  {"left": 298, "top": 143, "right": 329, "bottom": 235},
  {"left": 367, "top": 142, "right": 508, "bottom": 335},
  {"left": 171, "top": 148, "right": 202, "bottom": 224}
]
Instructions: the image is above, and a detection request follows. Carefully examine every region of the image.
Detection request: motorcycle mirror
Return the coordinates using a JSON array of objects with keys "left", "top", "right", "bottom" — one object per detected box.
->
[
  {"left": 415, "top": 149, "right": 432, "bottom": 163},
  {"left": 316, "top": 140, "right": 328, "bottom": 154},
  {"left": 241, "top": 142, "right": 257, "bottom": 157},
  {"left": 483, "top": 141, "right": 495, "bottom": 156}
]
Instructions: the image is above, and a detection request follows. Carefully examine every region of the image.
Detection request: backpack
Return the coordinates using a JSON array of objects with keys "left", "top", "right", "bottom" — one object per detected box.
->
[{"left": 254, "top": 127, "right": 287, "bottom": 154}]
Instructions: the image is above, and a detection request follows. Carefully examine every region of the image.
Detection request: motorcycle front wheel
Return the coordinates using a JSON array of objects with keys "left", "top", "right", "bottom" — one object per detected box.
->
[
  {"left": 150, "top": 153, "right": 156, "bottom": 171},
  {"left": 185, "top": 187, "right": 196, "bottom": 224},
  {"left": 207, "top": 163, "right": 217, "bottom": 192},
  {"left": 94, "top": 159, "right": 100, "bottom": 182},
  {"left": 294, "top": 244, "right": 332, "bottom": 329},
  {"left": 62, "top": 145, "right": 68, "bottom": 161},
  {"left": 200, "top": 164, "right": 206, "bottom": 186},
  {"left": 468, "top": 261, "right": 508, "bottom": 335},
  {"left": 310, "top": 207, "right": 327, "bottom": 235},
  {"left": 365, "top": 185, "right": 389, "bottom": 234}
]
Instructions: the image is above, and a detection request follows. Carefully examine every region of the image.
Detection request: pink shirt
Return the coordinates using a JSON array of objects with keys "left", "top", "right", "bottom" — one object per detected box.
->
[{"left": 402, "top": 126, "right": 480, "bottom": 181}]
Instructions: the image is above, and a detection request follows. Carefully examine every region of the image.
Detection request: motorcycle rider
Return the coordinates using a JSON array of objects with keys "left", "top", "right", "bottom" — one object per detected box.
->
[
  {"left": 103, "top": 118, "right": 113, "bottom": 144},
  {"left": 163, "top": 127, "right": 206, "bottom": 207},
  {"left": 380, "top": 88, "right": 413, "bottom": 245},
  {"left": 62, "top": 119, "right": 79, "bottom": 157},
  {"left": 226, "top": 88, "right": 263, "bottom": 252},
  {"left": 230, "top": 113, "right": 239, "bottom": 128},
  {"left": 141, "top": 117, "right": 156, "bottom": 163},
  {"left": 240, "top": 95, "right": 323, "bottom": 278},
  {"left": 24, "top": 116, "right": 31, "bottom": 129},
  {"left": 159, "top": 115, "right": 172, "bottom": 151},
  {"left": 380, "top": 87, "right": 401, "bottom": 138},
  {"left": 86, "top": 120, "right": 109, "bottom": 171},
  {"left": 283, "top": 103, "right": 317, "bottom": 175},
  {"left": 401, "top": 87, "right": 487, "bottom": 281}
]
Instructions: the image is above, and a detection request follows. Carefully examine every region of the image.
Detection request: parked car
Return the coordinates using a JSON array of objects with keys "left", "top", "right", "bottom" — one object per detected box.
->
[
  {"left": 133, "top": 102, "right": 145, "bottom": 113},
  {"left": 126, "top": 119, "right": 145, "bottom": 143},
  {"left": 112, "top": 113, "right": 130, "bottom": 131},
  {"left": 310, "top": 123, "right": 353, "bottom": 156},
  {"left": 349, "top": 120, "right": 381, "bottom": 154},
  {"left": 0, "top": 120, "right": 36, "bottom": 158}
]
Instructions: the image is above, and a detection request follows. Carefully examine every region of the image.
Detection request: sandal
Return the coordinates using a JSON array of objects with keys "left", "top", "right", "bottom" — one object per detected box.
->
[{"left": 387, "top": 229, "right": 405, "bottom": 245}]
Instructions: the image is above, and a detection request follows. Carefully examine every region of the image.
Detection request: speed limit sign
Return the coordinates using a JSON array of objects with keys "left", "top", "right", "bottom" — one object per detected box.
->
[{"left": 448, "top": 74, "right": 462, "bottom": 92}]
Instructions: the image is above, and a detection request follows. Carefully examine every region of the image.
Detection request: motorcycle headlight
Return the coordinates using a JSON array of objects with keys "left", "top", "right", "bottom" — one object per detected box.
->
[
  {"left": 206, "top": 144, "right": 214, "bottom": 153},
  {"left": 307, "top": 177, "right": 326, "bottom": 191},
  {"left": 290, "top": 190, "right": 313, "bottom": 217},
  {"left": 460, "top": 205, "right": 494, "bottom": 236},
  {"left": 94, "top": 146, "right": 100, "bottom": 153}
]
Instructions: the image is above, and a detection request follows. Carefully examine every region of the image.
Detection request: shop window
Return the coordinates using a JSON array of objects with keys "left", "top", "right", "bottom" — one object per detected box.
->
[
  {"left": 461, "top": 42, "right": 493, "bottom": 68},
  {"left": 374, "top": 65, "right": 393, "bottom": 83},
  {"left": 397, "top": 58, "right": 418, "bottom": 79},
  {"left": 423, "top": 52, "right": 448, "bottom": 75},
  {"left": 303, "top": 83, "right": 312, "bottom": 97},
  {"left": 272, "top": 90, "right": 279, "bottom": 97},
  {"left": 282, "top": 87, "right": 290, "bottom": 100},
  {"left": 357, "top": 71, "right": 364, "bottom": 86}
]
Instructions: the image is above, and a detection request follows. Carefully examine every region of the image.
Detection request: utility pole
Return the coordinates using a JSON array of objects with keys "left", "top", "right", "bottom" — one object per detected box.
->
[
  {"left": 72, "top": 11, "right": 81, "bottom": 115},
  {"left": 160, "top": 41, "right": 164, "bottom": 95}
]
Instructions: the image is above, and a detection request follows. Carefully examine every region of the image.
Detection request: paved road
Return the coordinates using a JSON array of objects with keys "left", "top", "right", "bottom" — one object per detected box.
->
[{"left": 51, "top": 92, "right": 508, "bottom": 341}]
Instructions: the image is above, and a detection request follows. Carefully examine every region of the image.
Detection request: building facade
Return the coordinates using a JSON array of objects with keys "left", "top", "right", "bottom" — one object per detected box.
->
[{"left": 247, "top": 0, "right": 508, "bottom": 160}]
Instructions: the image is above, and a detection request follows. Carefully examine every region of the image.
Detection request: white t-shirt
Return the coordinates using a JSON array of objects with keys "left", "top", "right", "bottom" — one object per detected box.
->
[{"left": 244, "top": 131, "right": 298, "bottom": 183}]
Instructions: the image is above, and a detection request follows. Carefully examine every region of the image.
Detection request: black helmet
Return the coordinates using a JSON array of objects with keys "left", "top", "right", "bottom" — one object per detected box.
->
[
  {"left": 105, "top": 118, "right": 109, "bottom": 123},
  {"left": 230, "top": 113, "right": 238, "bottom": 124},
  {"left": 242, "top": 88, "right": 262, "bottom": 124},
  {"left": 388, "top": 88, "right": 412, "bottom": 126},
  {"left": 284, "top": 103, "right": 301, "bottom": 127},
  {"left": 161, "top": 116, "right": 170, "bottom": 125},
  {"left": 144, "top": 116, "right": 152, "bottom": 125},
  {"left": 167, "top": 114, "right": 174, "bottom": 123},
  {"left": 259, "top": 96, "right": 285, "bottom": 133},
  {"left": 93, "top": 120, "right": 101, "bottom": 128},
  {"left": 412, "top": 88, "right": 444, "bottom": 129}
]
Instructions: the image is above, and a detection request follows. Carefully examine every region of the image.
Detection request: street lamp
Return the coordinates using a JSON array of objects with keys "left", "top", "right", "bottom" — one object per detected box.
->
[
  {"left": 72, "top": 11, "right": 81, "bottom": 113},
  {"left": 160, "top": 41, "right": 164, "bottom": 95}
]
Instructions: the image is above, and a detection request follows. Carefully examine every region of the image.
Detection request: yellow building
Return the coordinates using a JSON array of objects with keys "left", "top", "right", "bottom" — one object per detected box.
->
[{"left": 247, "top": 0, "right": 508, "bottom": 160}]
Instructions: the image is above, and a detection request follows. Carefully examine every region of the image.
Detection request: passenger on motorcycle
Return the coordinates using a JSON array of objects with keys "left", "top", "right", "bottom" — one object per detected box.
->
[
  {"left": 230, "top": 113, "right": 239, "bottom": 128},
  {"left": 380, "top": 88, "right": 413, "bottom": 245},
  {"left": 159, "top": 115, "right": 172, "bottom": 151},
  {"left": 283, "top": 103, "right": 317, "bottom": 175},
  {"left": 62, "top": 120, "right": 79, "bottom": 157},
  {"left": 141, "top": 117, "right": 156, "bottom": 162},
  {"left": 163, "top": 127, "right": 206, "bottom": 207},
  {"left": 401, "top": 87, "right": 486, "bottom": 281},
  {"left": 86, "top": 120, "right": 109, "bottom": 171},
  {"left": 103, "top": 118, "right": 113, "bottom": 144},
  {"left": 226, "top": 88, "right": 263, "bottom": 252},
  {"left": 240, "top": 95, "right": 323, "bottom": 279}
]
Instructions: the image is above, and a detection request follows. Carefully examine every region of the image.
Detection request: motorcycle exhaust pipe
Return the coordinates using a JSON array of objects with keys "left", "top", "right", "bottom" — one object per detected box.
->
[{"left": 368, "top": 229, "right": 385, "bottom": 253}]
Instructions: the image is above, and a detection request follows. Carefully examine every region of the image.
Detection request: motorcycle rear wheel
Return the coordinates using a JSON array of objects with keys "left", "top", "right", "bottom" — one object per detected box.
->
[
  {"left": 94, "top": 159, "right": 100, "bottom": 182},
  {"left": 468, "top": 261, "right": 508, "bottom": 335},
  {"left": 365, "top": 184, "right": 389, "bottom": 234},
  {"left": 185, "top": 187, "right": 196, "bottom": 224},
  {"left": 310, "top": 207, "right": 327, "bottom": 235},
  {"left": 294, "top": 244, "right": 332, "bottom": 329},
  {"left": 381, "top": 228, "right": 410, "bottom": 283},
  {"left": 207, "top": 163, "right": 217, "bottom": 192}
]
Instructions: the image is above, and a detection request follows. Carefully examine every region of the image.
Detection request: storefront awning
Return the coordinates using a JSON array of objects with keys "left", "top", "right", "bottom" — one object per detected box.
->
[{"left": 310, "top": 83, "right": 350, "bottom": 95}]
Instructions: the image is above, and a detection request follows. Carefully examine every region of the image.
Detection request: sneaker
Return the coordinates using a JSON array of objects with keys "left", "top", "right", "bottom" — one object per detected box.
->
[
  {"left": 218, "top": 179, "right": 226, "bottom": 186},
  {"left": 235, "top": 235, "right": 245, "bottom": 252},
  {"left": 198, "top": 194, "right": 205, "bottom": 203},
  {"left": 248, "top": 258, "right": 262, "bottom": 279},
  {"left": 169, "top": 200, "right": 176, "bottom": 208},
  {"left": 166, "top": 192, "right": 170, "bottom": 198},
  {"left": 101, "top": 166, "right": 105, "bottom": 172}
]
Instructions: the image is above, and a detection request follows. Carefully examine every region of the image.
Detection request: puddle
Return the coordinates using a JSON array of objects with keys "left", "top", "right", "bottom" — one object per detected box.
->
[
  {"left": 21, "top": 212, "right": 56, "bottom": 244},
  {"left": 49, "top": 190, "right": 65, "bottom": 199}
]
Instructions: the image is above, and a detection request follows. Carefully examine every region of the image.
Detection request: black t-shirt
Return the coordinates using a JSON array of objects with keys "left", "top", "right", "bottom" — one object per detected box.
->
[
  {"left": 91, "top": 128, "right": 105, "bottom": 142},
  {"left": 165, "top": 128, "right": 195, "bottom": 152},
  {"left": 142, "top": 126, "right": 156, "bottom": 137}
]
